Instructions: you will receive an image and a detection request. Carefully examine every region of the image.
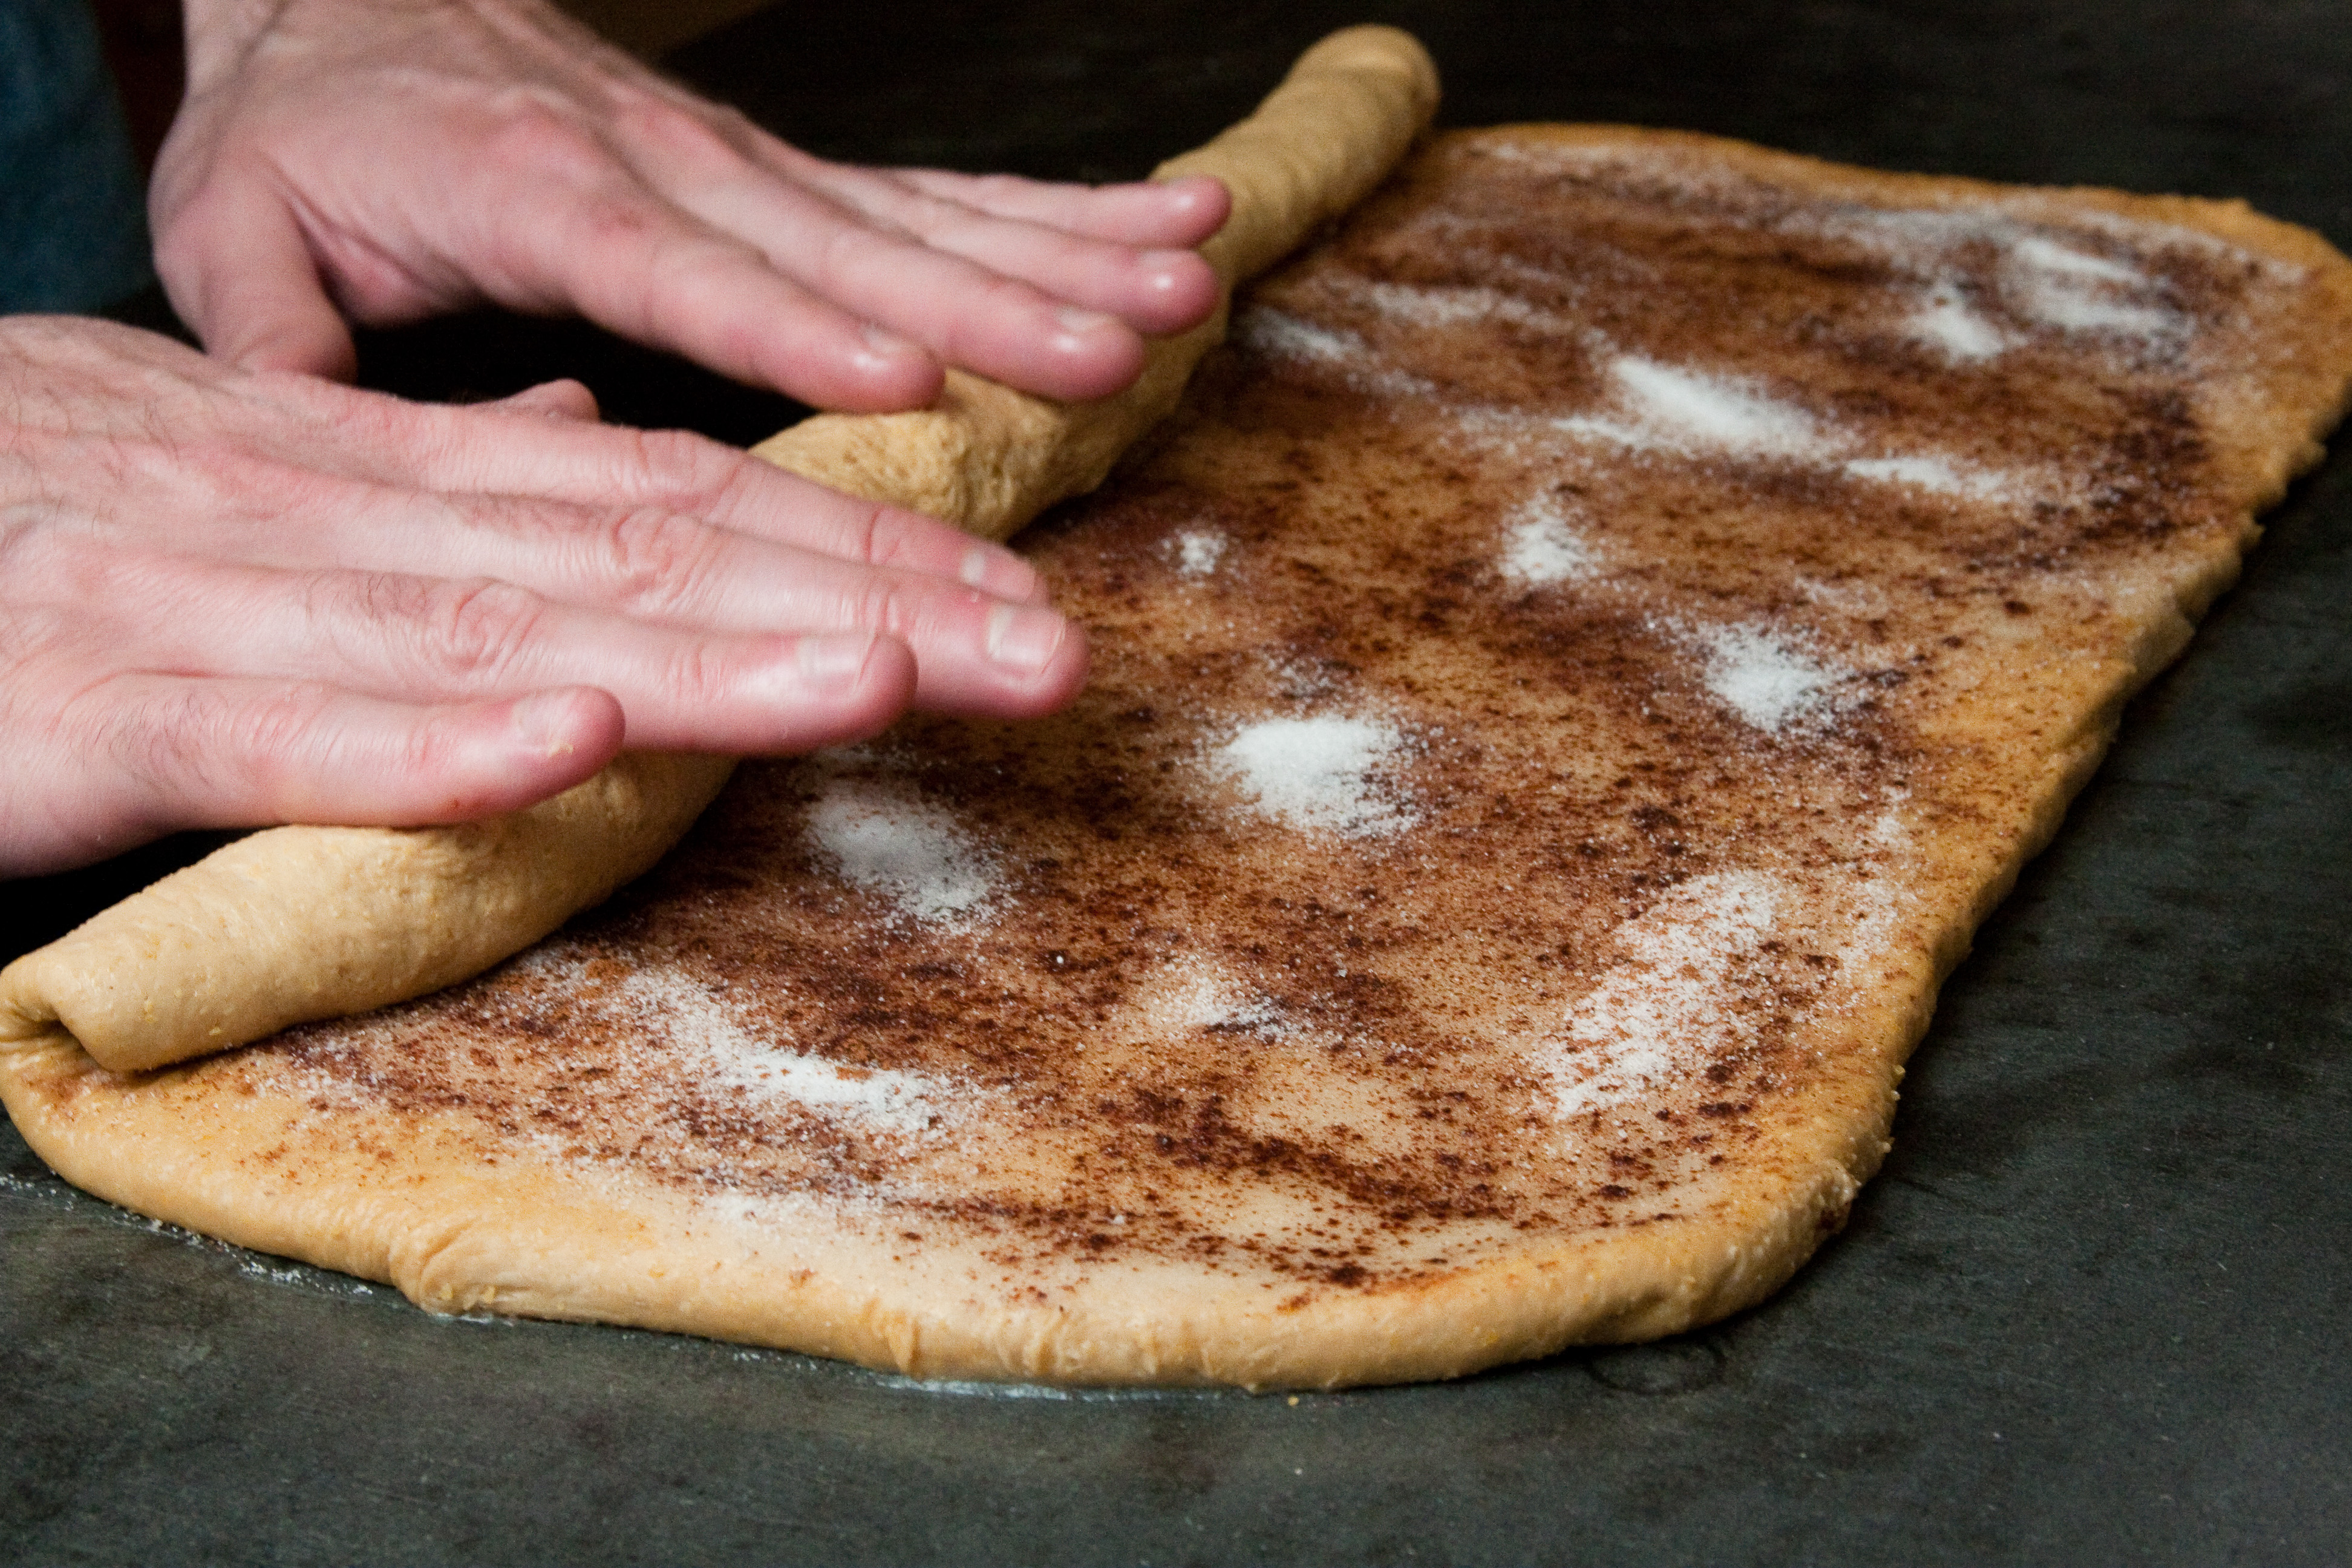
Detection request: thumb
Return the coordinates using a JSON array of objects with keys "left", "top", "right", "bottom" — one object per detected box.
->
[{"left": 155, "top": 178, "right": 359, "bottom": 381}]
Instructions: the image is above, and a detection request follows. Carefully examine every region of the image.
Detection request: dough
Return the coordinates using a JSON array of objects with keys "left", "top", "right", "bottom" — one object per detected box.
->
[
  {"left": 0, "top": 25, "right": 1439, "bottom": 1076},
  {"left": 4, "top": 113, "right": 2350, "bottom": 1388}
]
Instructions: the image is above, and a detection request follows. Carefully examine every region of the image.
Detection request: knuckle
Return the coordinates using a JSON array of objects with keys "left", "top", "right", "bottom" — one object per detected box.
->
[
  {"left": 623, "top": 426, "right": 736, "bottom": 500},
  {"left": 927, "top": 272, "right": 1050, "bottom": 370},
  {"left": 1, "top": 599, "right": 91, "bottom": 667},
  {"left": 180, "top": 435, "right": 332, "bottom": 520},
  {"left": 93, "top": 679, "right": 206, "bottom": 797},
  {"left": 601, "top": 506, "right": 724, "bottom": 615},
  {"left": 853, "top": 575, "right": 926, "bottom": 642},
  {"left": 88, "top": 676, "right": 298, "bottom": 811},
  {"left": 231, "top": 685, "right": 339, "bottom": 797},
  {"left": 420, "top": 577, "right": 546, "bottom": 684},
  {"left": 980, "top": 269, "right": 1049, "bottom": 319},
  {"left": 811, "top": 220, "right": 888, "bottom": 290},
  {"left": 855, "top": 505, "right": 928, "bottom": 571},
  {"left": 570, "top": 193, "right": 664, "bottom": 255},
  {"left": 2, "top": 532, "right": 143, "bottom": 658},
  {"left": 615, "top": 95, "right": 748, "bottom": 168},
  {"left": 667, "top": 641, "right": 740, "bottom": 710},
  {"left": 485, "top": 99, "right": 609, "bottom": 184},
  {"left": 0, "top": 511, "right": 64, "bottom": 589},
  {"left": 648, "top": 626, "right": 770, "bottom": 722},
  {"left": 307, "top": 382, "right": 414, "bottom": 448}
]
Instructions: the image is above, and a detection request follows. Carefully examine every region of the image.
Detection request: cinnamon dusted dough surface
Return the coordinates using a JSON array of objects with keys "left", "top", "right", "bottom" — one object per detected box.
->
[{"left": 6, "top": 123, "right": 2350, "bottom": 1388}]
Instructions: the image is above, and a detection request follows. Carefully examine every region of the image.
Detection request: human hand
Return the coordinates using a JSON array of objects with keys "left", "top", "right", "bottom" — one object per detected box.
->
[
  {"left": 151, "top": 0, "right": 1230, "bottom": 409},
  {"left": 0, "top": 317, "right": 1086, "bottom": 877}
]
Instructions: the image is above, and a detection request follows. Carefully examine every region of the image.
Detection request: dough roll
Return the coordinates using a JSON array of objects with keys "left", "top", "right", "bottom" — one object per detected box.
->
[
  {"left": 751, "top": 24, "right": 1440, "bottom": 537},
  {"left": 0, "top": 25, "right": 1439, "bottom": 1076}
]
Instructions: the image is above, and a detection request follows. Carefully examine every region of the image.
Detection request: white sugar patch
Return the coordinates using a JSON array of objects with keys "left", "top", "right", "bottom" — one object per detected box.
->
[
  {"left": 1215, "top": 714, "right": 1416, "bottom": 838},
  {"left": 1694, "top": 623, "right": 1842, "bottom": 732},
  {"left": 1238, "top": 307, "right": 1365, "bottom": 366},
  {"left": 1614, "top": 358, "right": 1824, "bottom": 454},
  {"left": 1234, "top": 306, "right": 1441, "bottom": 399},
  {"left": 807, "top": 779, "right": 1000, "bottom": 930},
  {"left": 1792, "top": 204, "right": 2204, "bottom": 352},
  {"left": 1500, "top": 494, "right": 1598, "bottom": 584},
  {"left": 1351, "top": 279, "right": 1576, "bottom": 335},
  {"left": 2011, "top": 234, "right": 2145, "bottom": 286},
  {"left": 1146, "top": 958, "right": 1289, "bottom": 1038},
  {"left": 1906, "top": 281, "right": 2005, "bottom": 360},
  {"left": 614, "top": 969, "right": 947, "bottom": 1135},
  {"left": 1543, "top": 872, "right": 1782, "bottom": 1119},
  {"left": 1172, "top": 529, "right": 1227, "bottom": 578},
  {"left": 2014, "top": 284, "right": 2179, "bottom": 339},
  {"left": 1264, "top": 650, "right": 1347, "bottom": 702},
  {"left": 2003, "top": 235, "right": 2180, "bottom": 341},
  {"left": 1841, "top": 454, "right": 2023, "bottom": 503},
  {"left": 1828, "top": 204, "right": 1994, "bottom": 266},
  {"left": 1560, "top": 357, "right": 1830, "bottom": 459},
  {"left": 2030, "top": 200, "right": 2305, "bottom": 286},
  {"left": 1470, "top": 139, "right": 1619, "bottom": 174},
  {"left": 1794, "top": 574, "right": 1892, "bottom": 619},
  {"left": 1465, "top": 351, "right": 2036, "bottom": 513}
]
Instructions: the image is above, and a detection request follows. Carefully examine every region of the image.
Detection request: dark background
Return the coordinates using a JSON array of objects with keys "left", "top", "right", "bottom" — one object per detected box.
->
[{"left": 5, "top": 2, "right": 2349, "bottom": 1562}]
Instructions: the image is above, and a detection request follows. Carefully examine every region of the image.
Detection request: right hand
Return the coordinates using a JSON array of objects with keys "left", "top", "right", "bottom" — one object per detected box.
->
[
  {"left": 0, "top": 316, "right": 1087, "bottom": 877},
  {"left": 151, "top": 0, "right": 1229, "bottom": 407}
]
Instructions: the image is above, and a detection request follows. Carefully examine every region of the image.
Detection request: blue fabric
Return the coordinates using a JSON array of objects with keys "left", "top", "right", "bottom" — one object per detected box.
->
[{"left": 1, "top": 0, "right": 152, "bottom": 313}]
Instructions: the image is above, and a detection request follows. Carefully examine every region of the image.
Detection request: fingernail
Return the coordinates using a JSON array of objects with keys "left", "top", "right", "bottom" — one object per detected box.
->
[
  {"left": 1054, "top": 306, "right": 1117, "bottom": 339},
  {"left": 852, "top": 322, "right": 925, "bottom": 376},
  {"left": 960, "top": 546, "right": 1040, "bottom": 601},
  {"left": 984, "top": 604, "right": 1067, "bottom": 676},
  {"left": 509, "top": 691, "right": 582, "bottom": 757},
  {"left": 795, "top": 632, "right": 878, "bottom": 695},
  {"left": 1132, "top": 253, "right": 1189, "bottom": 302}
]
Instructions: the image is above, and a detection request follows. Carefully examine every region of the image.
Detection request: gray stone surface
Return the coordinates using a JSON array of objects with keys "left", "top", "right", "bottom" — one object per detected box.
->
[{"left": 5, "top": 2, "right": 2347, "bottom": 1561}]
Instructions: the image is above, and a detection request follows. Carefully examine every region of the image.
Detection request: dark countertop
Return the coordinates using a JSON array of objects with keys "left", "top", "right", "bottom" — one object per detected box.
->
[{"left": 5, "top": 3, "right": 2348, "bottom": 1562}]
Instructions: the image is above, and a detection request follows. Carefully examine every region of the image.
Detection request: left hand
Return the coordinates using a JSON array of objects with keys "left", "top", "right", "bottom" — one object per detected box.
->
[
  {"left": 0, "top": 318, "right": 1093, "bottom": 875},
  {"left": 152, "top": 0, "right": 1230, "bottom": 410}
]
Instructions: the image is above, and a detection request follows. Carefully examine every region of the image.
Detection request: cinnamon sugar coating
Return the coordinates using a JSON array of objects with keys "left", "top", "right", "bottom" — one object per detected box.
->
[{"left": 143, "top": 128, "right": 2352, "bottom": 1365}]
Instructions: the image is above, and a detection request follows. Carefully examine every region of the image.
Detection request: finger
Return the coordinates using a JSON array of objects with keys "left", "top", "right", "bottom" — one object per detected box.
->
[
  {"left": 889, "top": 171, "right": 1232, "bottom": 249},
  {"left": 253, "top": 498, "right": 1078, "bottom": 708},
  {"left": 596, "top": 126, "right": 1157, "bottom": 399},
  {"left": 107, "top": 524, "right": 1076, "bottom": 720},
  {"left": 59, "top": 676, "right": 624, "bottom": 843},
  {"left": 105, "top": 557, "right": 944, "bottom": 750},
  {"left": 671, "top": 174, "right": 1155, "bottom": 402},
  {"left": 842, "top": 200, "right": 1221, "bottom": 336},
  {"left": 244, "top": 394, "right": 1047, "bottom": 601},
  {"left": 154, "top": 175, "right": 360, "bottom": 381},
  {"left": 501, "top": 180, "right": 948, "bottom": 413},
  {"left": 784, "top": 168, "right": 1227, "bottom": 333}
]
